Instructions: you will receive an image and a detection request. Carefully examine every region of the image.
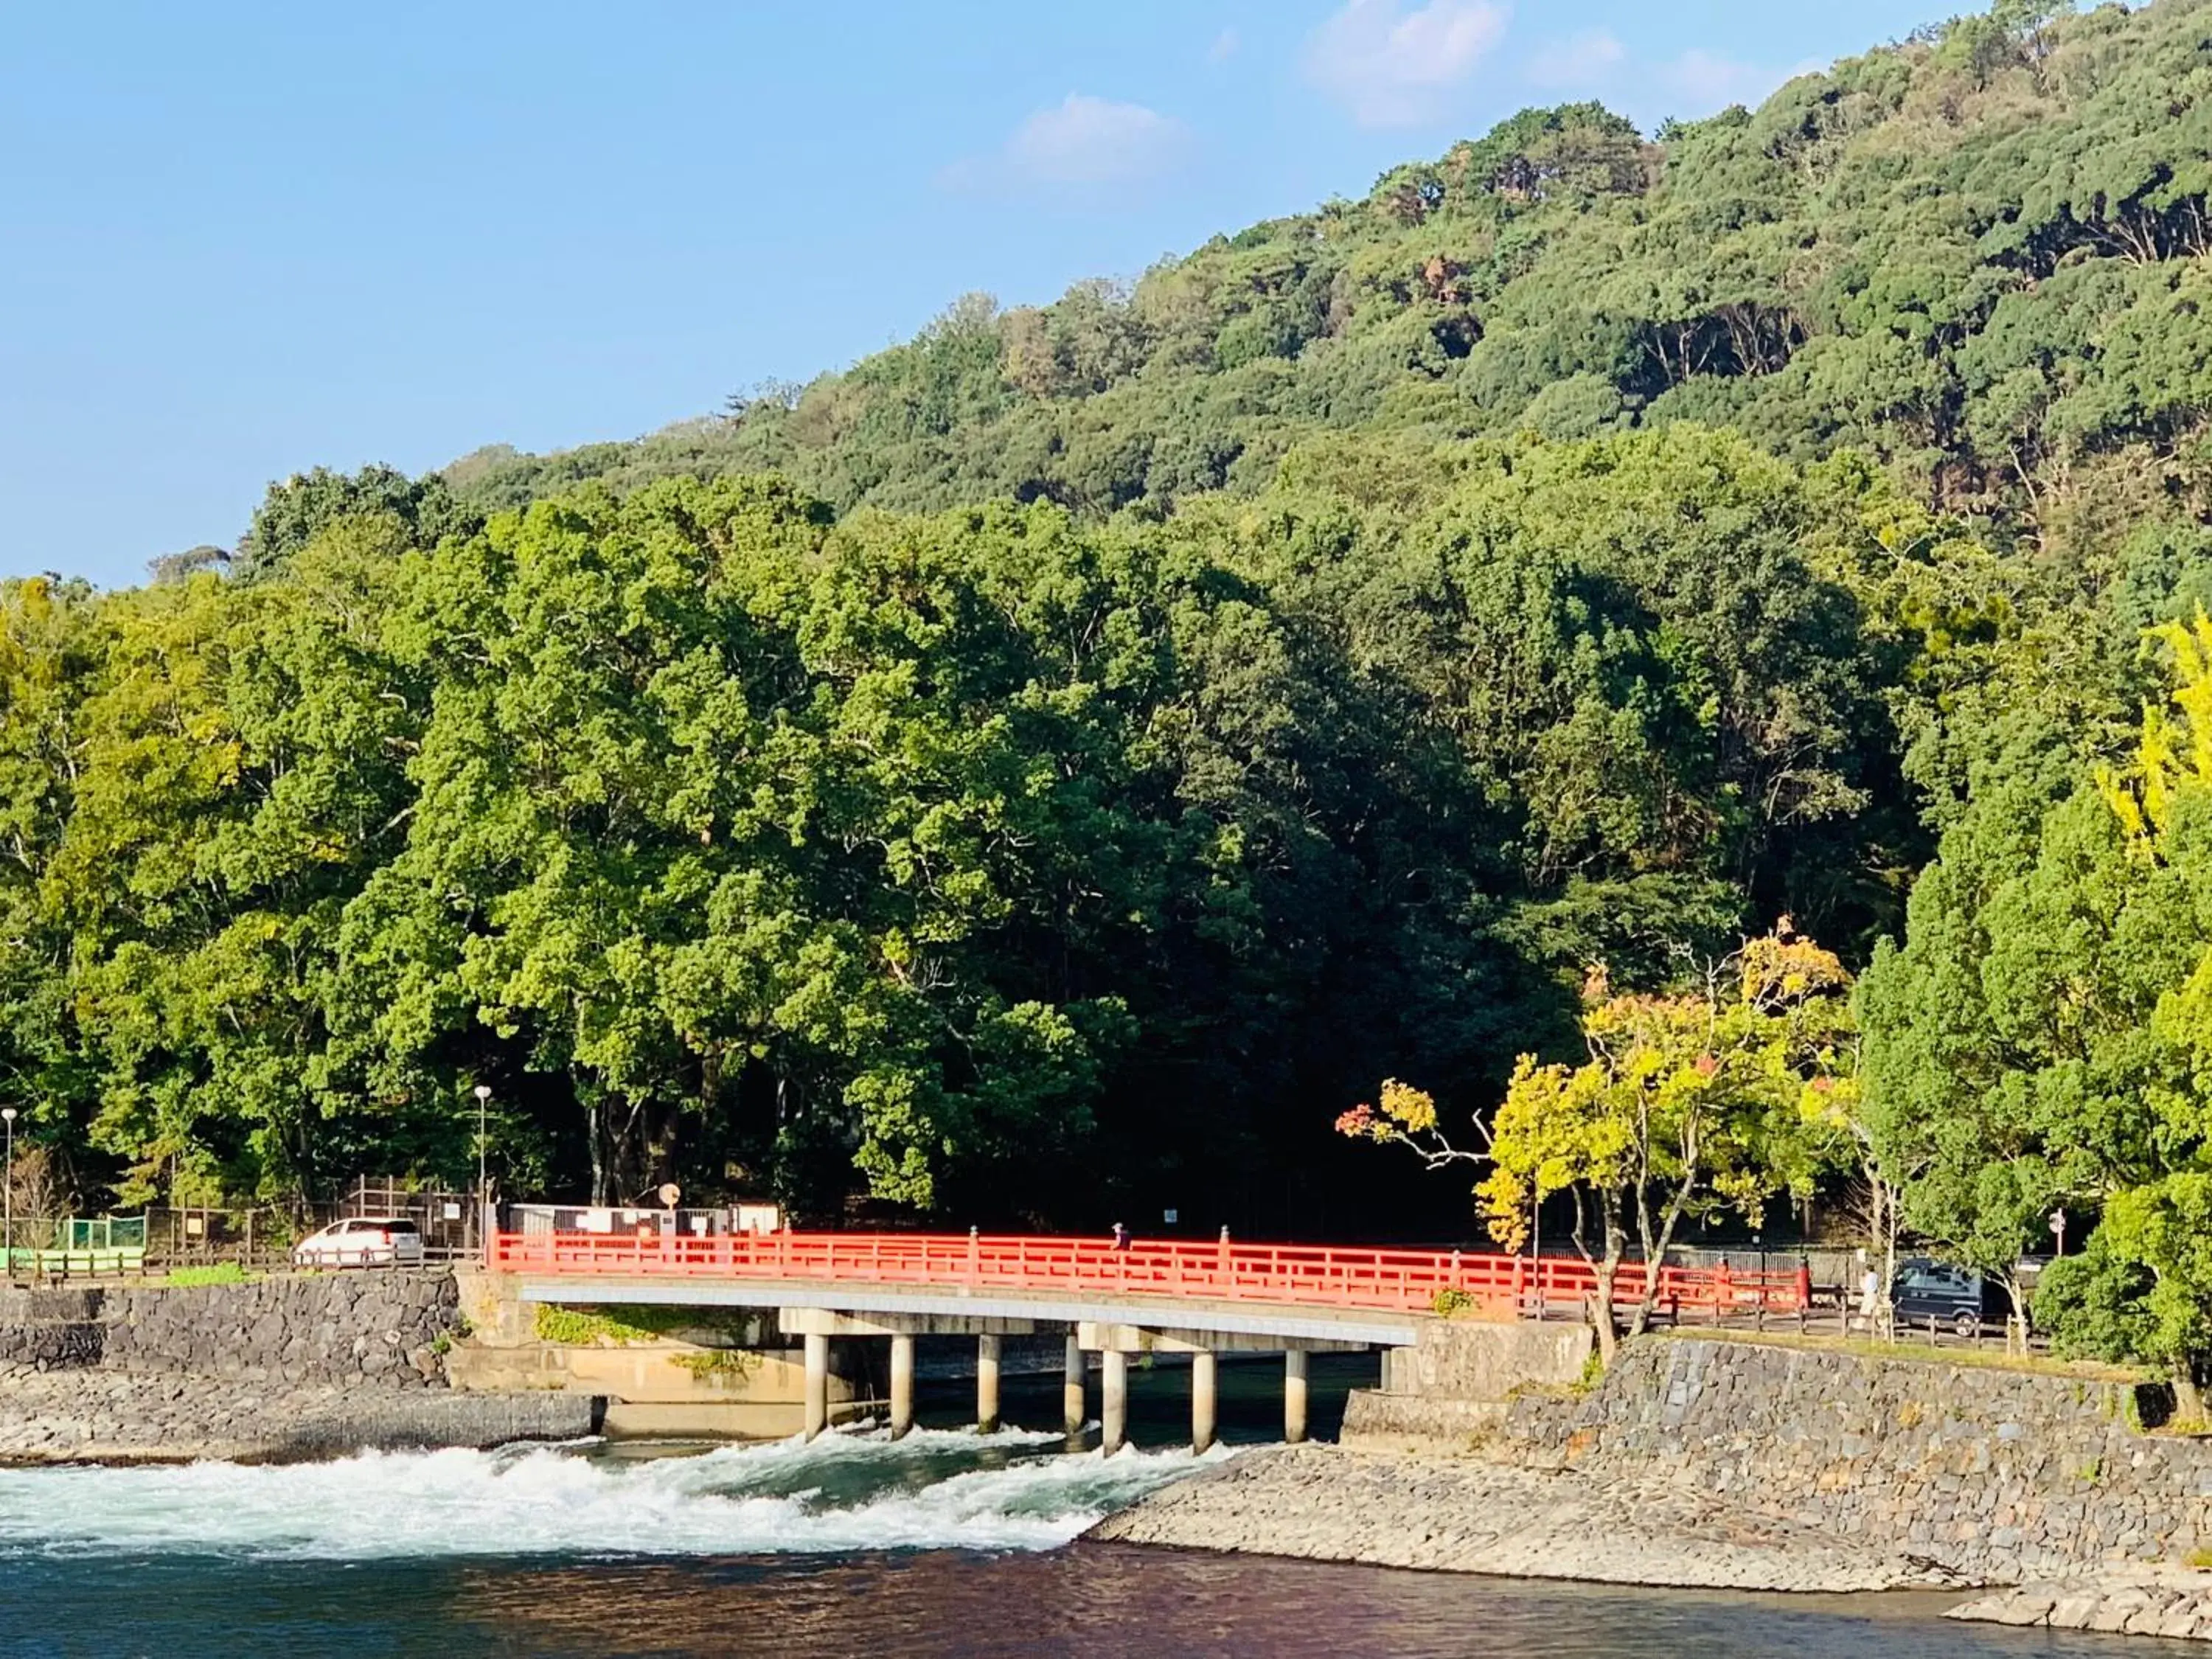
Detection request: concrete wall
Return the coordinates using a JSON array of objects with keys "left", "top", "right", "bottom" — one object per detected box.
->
[
  {"left": 450, "top": 1271, "right": 873, "bottom": 1436},
  {"left": 1402, "top": 1317, "right": 1593, "bottom": 1397},
  {"left": 1500, "top": 1336, "right": 2212, "bottom": 1581},
  {"left": 0, "top": 1273, "right": 458, "bottom": 1386},
  {"left": 1343, "top": 1317, "right": 1593, "bottom": 1447}
]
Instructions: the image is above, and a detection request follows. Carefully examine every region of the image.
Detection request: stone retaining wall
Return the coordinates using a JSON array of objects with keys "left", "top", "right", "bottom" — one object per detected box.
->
[
  {"left": 0, "top": 1272, "right": 459, "bottom": 1386},
  {"left": 1500, "top": 1336, "right": 2212, "bottom": 1581}
]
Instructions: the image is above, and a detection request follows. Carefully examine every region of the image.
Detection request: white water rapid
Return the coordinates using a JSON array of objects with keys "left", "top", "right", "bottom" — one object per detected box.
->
[{"left": 0, "top": 1427, "right": 1234, "bottom": 1562}]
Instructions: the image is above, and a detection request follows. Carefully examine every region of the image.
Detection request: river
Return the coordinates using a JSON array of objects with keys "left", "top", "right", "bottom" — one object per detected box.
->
[{"left": 0, "top": 1360, "right": 2151, "bottom": 1657}]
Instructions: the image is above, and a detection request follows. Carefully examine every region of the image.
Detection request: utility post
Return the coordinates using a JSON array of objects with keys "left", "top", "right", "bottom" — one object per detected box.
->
[{"left": 1, "top": 1107, "right": 15, "bottom": 1283}]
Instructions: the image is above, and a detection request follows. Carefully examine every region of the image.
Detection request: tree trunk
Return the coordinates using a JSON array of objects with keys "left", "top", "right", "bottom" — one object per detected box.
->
[
  {"left": 1589, "top": 1255, "right": 1621, "bottom": 1365},
  {"left": 642, "top": 1098, "right": 680, "bottom": 1194},
  {"left": 588, "top": 1098, "right": 611, "bottom": 1205},
  {"left": 2174, "top": 1367, "right": 2205, "bottom": 1428}
]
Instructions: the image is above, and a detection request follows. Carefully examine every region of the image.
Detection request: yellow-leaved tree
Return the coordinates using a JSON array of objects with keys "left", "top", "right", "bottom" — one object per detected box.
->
[
  {"left": 1340, "top": 928, "right": 1856, "bottom": 1361},
  {"left": 2101, "top": 609, "right": 2212, "bottom": 847}
]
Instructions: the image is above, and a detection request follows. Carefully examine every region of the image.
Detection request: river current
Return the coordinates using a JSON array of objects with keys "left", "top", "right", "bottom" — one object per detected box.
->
[{"left": 0, "top": 1363, "right": 2151, "bottom": 1657}]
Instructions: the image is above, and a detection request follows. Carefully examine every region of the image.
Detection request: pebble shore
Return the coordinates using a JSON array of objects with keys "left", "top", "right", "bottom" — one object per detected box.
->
[{"left": 0, "top": 1362, "right": 598, "bottom": 1464}]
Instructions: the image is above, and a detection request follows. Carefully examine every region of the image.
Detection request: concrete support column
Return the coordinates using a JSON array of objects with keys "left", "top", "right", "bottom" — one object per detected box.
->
[
  {"left": 1284, "top": 1348, "right": 1309, "bottom": 1445},
  {"left": 1102, "top": 1349, "right": 1129, "bottom": 1455},
  {"left": 1063, "top": 1332, "right": 1086, "bottom": 1439},
  {"left": 1382, "top": 1346, "right": 1408, "bottom": 1394},
  {"left": 976, "top": 1333, "right": 1002, "bottom": 1434},
  {"left": 1192, "top": 1348, "right": 1217, "bottom": 1454},
  {"left": 889, "top": 1332, "right": 916, "bottom": 1439},
  {"left": 803, "top": 1332, "right": 829, "bottom": 1441}
]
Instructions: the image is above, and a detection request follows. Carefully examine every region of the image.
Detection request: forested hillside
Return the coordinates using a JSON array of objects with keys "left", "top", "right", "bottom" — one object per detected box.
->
[
  {"left": 410, "top": 0, "right": 2212, "bottom": 563},
  {"left": 14, "top": 1, "right": 2212, "bottom": 1368}
]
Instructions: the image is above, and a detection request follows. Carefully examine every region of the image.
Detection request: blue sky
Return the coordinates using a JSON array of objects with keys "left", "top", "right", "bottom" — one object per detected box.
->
[{"left": 4, "top": 0, "right": 1950, "bottom": 588}]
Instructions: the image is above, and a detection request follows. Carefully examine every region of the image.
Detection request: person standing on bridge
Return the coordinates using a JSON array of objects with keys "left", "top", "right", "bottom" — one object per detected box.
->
[{"left": 1112, "top": 1222, "right": 1131, "bottom": 1253}]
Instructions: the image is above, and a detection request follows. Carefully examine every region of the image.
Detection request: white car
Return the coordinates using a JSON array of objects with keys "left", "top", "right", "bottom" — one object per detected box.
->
[{"left": 293, "top": 1217, "right": 426, "bottom": 1269}]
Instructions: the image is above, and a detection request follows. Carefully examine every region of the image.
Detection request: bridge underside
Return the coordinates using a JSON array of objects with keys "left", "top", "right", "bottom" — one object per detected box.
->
[{"left": 511, "top": 1274, "right": 1422, "bottom": 1349}]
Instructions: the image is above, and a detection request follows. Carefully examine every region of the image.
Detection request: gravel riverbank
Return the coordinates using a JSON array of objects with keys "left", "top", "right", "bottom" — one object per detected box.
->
[
  {"left": 0, "top": 1363, "right": 598, "bottom": 1464},
  {"left": 1089, "top": 1444, "right": 1967, "bottom": 1593}
]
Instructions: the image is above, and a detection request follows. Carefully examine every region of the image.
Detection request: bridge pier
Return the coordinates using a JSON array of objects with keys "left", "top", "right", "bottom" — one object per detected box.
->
[
  {"left": 1064, "top": 1332, "right": 1085, "bottom": 1440},
  {"left": 803, "top": 1332, "right": 829, "bottom": 1441},
  {"left": 976, "top": 1333, "right": 1001, "bottom": 1434},
  {"left": 1077, "top": 1321, "right": 1365, "bottom": 1454},
  {"left": 779, "top": 1308, "right": 1034, "bottom": 1439},
  {"left": 1101, "top": 1349, "right": 1129, "bottom": 1454},
  {"left": 888, "top": 1332, "right": 916, "bottom": 1439}
]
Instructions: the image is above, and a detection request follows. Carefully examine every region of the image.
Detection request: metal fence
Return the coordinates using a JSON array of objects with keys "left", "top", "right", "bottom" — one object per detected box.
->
[
  {"left": 1, "top": 1178, "right": 482, "bottom": 1284},
  {"left": 338, "top": 1176, "right": 479, "bottom": 1261}
]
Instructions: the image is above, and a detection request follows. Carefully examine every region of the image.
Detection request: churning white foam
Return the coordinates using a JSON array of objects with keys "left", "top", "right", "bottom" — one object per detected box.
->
[{"left": 0, "top": 1427, "right": 1233, "bottom": 1562}]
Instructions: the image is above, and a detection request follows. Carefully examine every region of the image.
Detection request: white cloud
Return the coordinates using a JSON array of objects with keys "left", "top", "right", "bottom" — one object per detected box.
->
[
  {"left": 941, "top": 94, "right": 1189, "bottom": 195},
  {"left": 1306, "top": 0, "right": 1512, "bottom": 128},
  {"left": 1657, "top": 49, "right": 1823, "bottom": 115},
  {"left": 1526, "top": 29, "right": 1624, "bottom": 91},
  {"left": 1208, "top": 27, "right": 1240, "bottom": 63}
]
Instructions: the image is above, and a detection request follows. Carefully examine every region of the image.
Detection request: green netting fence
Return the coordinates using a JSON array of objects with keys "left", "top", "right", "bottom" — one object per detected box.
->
[
  {"left": 62, "top": 1215, "right": 147, "bottom": 1251},
  {"left": 4, "top": 1214, "right": 149, "bottom": 1277}
]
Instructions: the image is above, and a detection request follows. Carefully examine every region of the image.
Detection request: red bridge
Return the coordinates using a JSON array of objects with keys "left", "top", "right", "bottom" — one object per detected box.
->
[
  {"left": 486, "top": 1228, "right": 1811, "bottom": 1453},
  {"left": 487, "top": 1228, "right": 1809, "bottom": 1322}
]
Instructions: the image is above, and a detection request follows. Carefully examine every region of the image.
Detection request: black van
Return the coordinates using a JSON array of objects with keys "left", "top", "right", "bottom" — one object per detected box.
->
[{"left": 1889, "top": 1257, "right": 1984, "bottom": 1335}]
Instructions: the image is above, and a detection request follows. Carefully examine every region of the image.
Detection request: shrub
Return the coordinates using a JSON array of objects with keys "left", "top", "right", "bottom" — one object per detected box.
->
[{"left": 163, "top": 1263, "right": 249, "bottom": 1287}]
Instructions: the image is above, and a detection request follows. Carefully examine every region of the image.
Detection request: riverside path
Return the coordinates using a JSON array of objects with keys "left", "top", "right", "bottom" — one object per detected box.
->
[{"left": 486, "top": 1229, "right": 1809, "bottom": 1453}]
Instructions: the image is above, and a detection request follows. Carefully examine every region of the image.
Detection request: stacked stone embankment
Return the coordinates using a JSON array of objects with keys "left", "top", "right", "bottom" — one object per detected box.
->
[
  {"left": 1502, "top": 1338, "right": 2202, "bottom": 1582},
  {"left": 1092, "top": 1442, "right": 1951, "bottom": 1591},
  {"left": 1098, "top": 1328, "right": 2212, "bottom": 1638},
  {"left": 0, "top": 1271, "right": 598, "bottom": 1463},
  {"left": 0, "top": 1361, "right": 597, "bottom": 1464},
  {"left": 1949, "top": 1575, "right": 2212, "bottom": 1641}
]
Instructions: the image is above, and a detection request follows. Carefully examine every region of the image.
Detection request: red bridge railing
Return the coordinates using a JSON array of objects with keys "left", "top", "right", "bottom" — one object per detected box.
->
[{"left": 487, "top": 1230, "right": 1809, "bottom": 1321}]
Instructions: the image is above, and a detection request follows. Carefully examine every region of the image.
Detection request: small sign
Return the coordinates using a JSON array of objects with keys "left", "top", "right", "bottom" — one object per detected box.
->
[
  {"left": 1163, "top": 1208, "right": 1179, "bottom": 1225},
  {"left": 184, "top": 1216, "right": 204, "bottom": 1237},
  {"left": 441, "top": 1202, "right": 462, "bottom": 1221}
]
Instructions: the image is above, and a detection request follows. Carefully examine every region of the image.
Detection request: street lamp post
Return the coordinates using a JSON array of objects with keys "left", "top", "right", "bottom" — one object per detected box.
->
[
  {"left": 2, "top": 1107, "right": 17, "bottom": 1283},
  {"left": 473, "top": 1085, "right": 492, "bottom": 1200},
  {"left": 473, "top": 1085, "right": 493, "bottom": 1259}
]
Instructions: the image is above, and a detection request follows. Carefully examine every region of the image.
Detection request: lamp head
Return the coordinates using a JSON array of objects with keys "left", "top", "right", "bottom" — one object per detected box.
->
[
  {"left": 1, "top": 1108, "right": 15, "bottom": 1124},
  {"left": 473, "top": 1085, "right": 493, "bottom": 1103}
]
